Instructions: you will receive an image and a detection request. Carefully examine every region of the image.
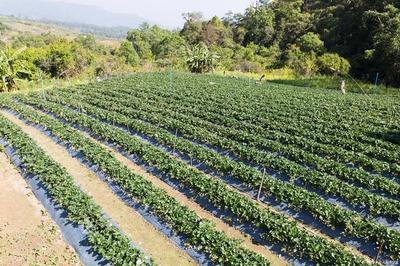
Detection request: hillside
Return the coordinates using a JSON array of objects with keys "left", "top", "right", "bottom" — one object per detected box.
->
[
  {"left": 0, "top": 16, "right": 121, "bottom": 46},
  {"left": 0, "top": 0, "right": 148, "bottom": 28}
]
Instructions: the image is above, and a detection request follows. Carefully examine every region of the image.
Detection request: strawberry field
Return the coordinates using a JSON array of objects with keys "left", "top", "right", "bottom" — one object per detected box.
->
[{"left": 0, "top": 73, "right": 399, "bottom": 265}]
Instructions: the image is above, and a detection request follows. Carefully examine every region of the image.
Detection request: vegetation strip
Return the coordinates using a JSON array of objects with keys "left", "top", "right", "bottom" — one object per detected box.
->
[
  {"left": 92, "top": 75, "right": 399, "bottom": 160},
  {"left": 0, "top": 99, "right": 271, "bottom": 265},
  {"left": 82, "top": 129, "right": 289, "bottom": 265},
  {"left": 32, "top": 91, "right": 400, "bottom": 221},
  {"left": 72, "top": 82, "right": 400, "bottom": 177},
  {"left": 0, "top": 113, "right": 153, "bottom": 266},
  {"left": 0, "top": 110, "right": 198, "bottom": 266},
  {"left": 53, "top": 87, "right": 400, "bottom": 197},
  {"left": 23, "top": 91, "right": 400, "bottom": 259},
  {"left": 3, "top": 97, "right": 372, "bottom": 265}
]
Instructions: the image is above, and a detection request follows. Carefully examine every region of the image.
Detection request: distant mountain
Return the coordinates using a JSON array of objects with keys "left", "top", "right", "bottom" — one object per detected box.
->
[{"left": 0, "top": 0, "right": 150, "bottom": 28}]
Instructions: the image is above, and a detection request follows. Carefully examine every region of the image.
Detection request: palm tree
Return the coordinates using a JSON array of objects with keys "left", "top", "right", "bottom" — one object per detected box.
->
[{"left": 0, "top": 46, "right": 30, "bottom": 92}]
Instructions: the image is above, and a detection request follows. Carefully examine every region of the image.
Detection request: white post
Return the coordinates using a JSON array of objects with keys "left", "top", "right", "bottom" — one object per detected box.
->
[{"left": 340, "top": 79, "right": 346, "bottom": 94}]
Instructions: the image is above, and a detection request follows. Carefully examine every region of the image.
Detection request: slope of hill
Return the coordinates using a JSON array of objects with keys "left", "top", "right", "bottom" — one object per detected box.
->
[
  {"left": 0, "top": 0, "right": 148, "bottom": 28},
  {"left": 0, "top": 16, "right": 121, "bottom": 46}
]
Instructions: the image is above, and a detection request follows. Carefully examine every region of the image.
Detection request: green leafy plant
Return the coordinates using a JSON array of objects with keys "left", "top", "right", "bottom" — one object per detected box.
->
[
  {"left": 0, "top": 46, "right": 31, "bottom": 92},
  {"left": 186, "top": 44, "right": 219, "bottom": 73}
]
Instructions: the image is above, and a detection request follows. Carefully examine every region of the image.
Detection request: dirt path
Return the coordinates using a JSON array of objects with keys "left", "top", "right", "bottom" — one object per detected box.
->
[
  {"left": 0, "top": 111, "right": 196, "bottom": 266},
  {"left": 0, "top": 152, "right": 80, "bottom": 266}
]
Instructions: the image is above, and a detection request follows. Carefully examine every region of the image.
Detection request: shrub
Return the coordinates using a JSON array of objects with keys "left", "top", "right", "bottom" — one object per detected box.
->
[
  {"left": 318, "top": 53, "right": 351, "bottom": 75},
  {"left": 285, "top": 45, "right": 318, "bottom": 76}
]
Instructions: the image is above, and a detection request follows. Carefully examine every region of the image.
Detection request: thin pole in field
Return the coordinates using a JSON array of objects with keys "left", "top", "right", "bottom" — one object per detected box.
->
[
  {"left": 169, "top": 64, "right": 173, "bottom": 92},
  {"left": 257, "top": 168, "right": 266, "bottom": 201},
  {"left": 374, "top": 241, "right": 383, "bottom": 264},
  {"left": 374, "top": 72, "right": 379, "bottom": 92},
  {"left": 173, "top": 129, "right": 178, "bottom": 154}
]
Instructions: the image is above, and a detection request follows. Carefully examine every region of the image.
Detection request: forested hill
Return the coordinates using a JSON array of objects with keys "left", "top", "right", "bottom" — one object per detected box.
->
[{"left": 195, "top": 0, "right": 399, "bottom": 86}]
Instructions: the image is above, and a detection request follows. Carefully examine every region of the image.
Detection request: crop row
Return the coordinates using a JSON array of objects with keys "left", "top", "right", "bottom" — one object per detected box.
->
[
  {"left": 97, "top": 75, "right": 397, "bottom": 134},
  {"left": 0, "top": 113, "right": 153, "bottom": 266},
  {"left": 8, "top": 96, "right": 372, "bottom": 265},
  {"left": 96, "top": 75, "right": 399, "bottom": 154},
  {"left": 57, "top": 88, "right": 400, "bottom": 195},
  {"left": 0, "top": 97, "right": 275, "bottom": 265},
  {"left": 31, "top": 92, "right": 400, "bottom": 255},
  {"left": 69, "top": 81, "right": 400, "bottom": 171},
  {"left": 34, "top": 91, "right": 400, "bottom": 221},
  {"left": 25, "top": 92, "right": 400, "bottom": 259},
  {"left": 67, "top": 83, "right": 400, "bottom": 178}
]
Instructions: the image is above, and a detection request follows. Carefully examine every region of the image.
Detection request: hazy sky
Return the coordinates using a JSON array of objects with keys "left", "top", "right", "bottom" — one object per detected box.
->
[{"left": 46, "top": 0, "right": 253, "bottom": 27}]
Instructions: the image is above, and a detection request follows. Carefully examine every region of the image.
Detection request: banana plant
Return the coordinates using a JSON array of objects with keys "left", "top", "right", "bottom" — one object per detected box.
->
[
  {"left": 186, "top": 43, "right": 219, "bottom": 73},
  {"left": 0, "top": 46, "right": 31, "bottom": 92}
]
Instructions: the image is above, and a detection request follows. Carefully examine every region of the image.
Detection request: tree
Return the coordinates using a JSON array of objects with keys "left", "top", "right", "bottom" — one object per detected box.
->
[
  {"left": 270, "top": 0, "right": 312, "bottom": 48},
  {"left": 38, "top": 39, "right": 93, "bottom": 78},
  {"left": 285, "top": 44, "right": 318, "bottom": 76},
  {"left": 367, "top": 5, "right": 400, "bottom": 86},
  {"left": 296, "top": 32, "right": 325, "bottom": 54},
  {"left": 0, "top": 46, "right": 31, "bottom": 92},
  {"left": 186, "top": 43, "right": 219, "bottom": 73},
  {"left": 181, "top": 12, "right": 204, "bottom": 45},
  {"left": 126, "top": 29, "right": 153, "bottom": 60},
  {"left": 318, "top": 53, "right": 351, "bottom": 75},
  {"left": 203, "top": 16, "right": 233, "bottom": 46},
  {"left": 239, "top": 5, "right": 275, "bottom": 46},
  {"left": 117, "top": 40, "right": 140, "bottom": 67}
]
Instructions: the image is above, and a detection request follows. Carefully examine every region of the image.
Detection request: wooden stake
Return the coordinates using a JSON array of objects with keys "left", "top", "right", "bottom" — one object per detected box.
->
[
  {"left": 173, "top": 129, "right": 178, "bottom": 154},
  {"left": 257, "top": 168, "right": 266, "bottom": 201},
  {"left": 374, "top": 242, "right": 384, "bottom": 264}
]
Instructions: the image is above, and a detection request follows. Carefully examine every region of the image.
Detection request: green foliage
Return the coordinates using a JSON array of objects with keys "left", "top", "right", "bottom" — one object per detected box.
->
[
  {"left": 0, "top": 46, "right": 31, "bottom": 91},
  {"left": 202, "top": 16, "right": 232, "bottom": 46},
  {"left": 367, "top": 5, "right": 400, "bottom": 86},
  {"left": 181, "top": 12, "right": 204, "bottom": 45},
  {"left": 0, "top": 22, "right": 9, "bottom": 33},
  {"left": 296, "top": 32, "right": 325, "bottom": 54},
  {"left": 11, "top": 33, "right": 56, "bottom": 49},
  {"left": 37, "top": 39, "right": 93, "bottom": 78},
  {"left": 1, "top": 96, "right": 270, "bottom": 266},
  {"left": 74, "top": 34, "right": 99, "bottom": 52},
  {"left": 285, "top": 45, "right": 318, "bottom": 76},
  {"left": 0, "top": 106, "right": 153, "bottom": 265},
  {"left": 117, "top": 40, "right": 140, "bottom": 67},
  {"left": 318, "top": 53, "right": 351, "bottom": 75},
  {"left": 186, "top": 44, "right": 219, "bottom": 73},
  {"left": 240, "top": 5, "right": 275, "bottom": 46},
  {"left": 15, "top": 72, "right": 400, "bottom": 264}
]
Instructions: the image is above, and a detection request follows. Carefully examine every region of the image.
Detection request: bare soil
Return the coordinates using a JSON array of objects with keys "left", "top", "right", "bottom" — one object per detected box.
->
[{"left": 0, "top": 152, "right": 80, "bottom": 266}]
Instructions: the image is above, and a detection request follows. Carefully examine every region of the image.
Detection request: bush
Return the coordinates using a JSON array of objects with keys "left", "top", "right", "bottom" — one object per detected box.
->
[
  {"left": 0, "top": 47, "right": 32, "bottom": 92},
  {"left": 318, "top": 53, "right": 351, "bottom": 75},
  {"left": 235, "top": 60, "right": 263, "bottom": 73},
  {"left": 285, "top": 45, "right": 318, "bottom": 76},
  {"left": 38, "top": 40, "right": 93, "bottom": 78}
]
